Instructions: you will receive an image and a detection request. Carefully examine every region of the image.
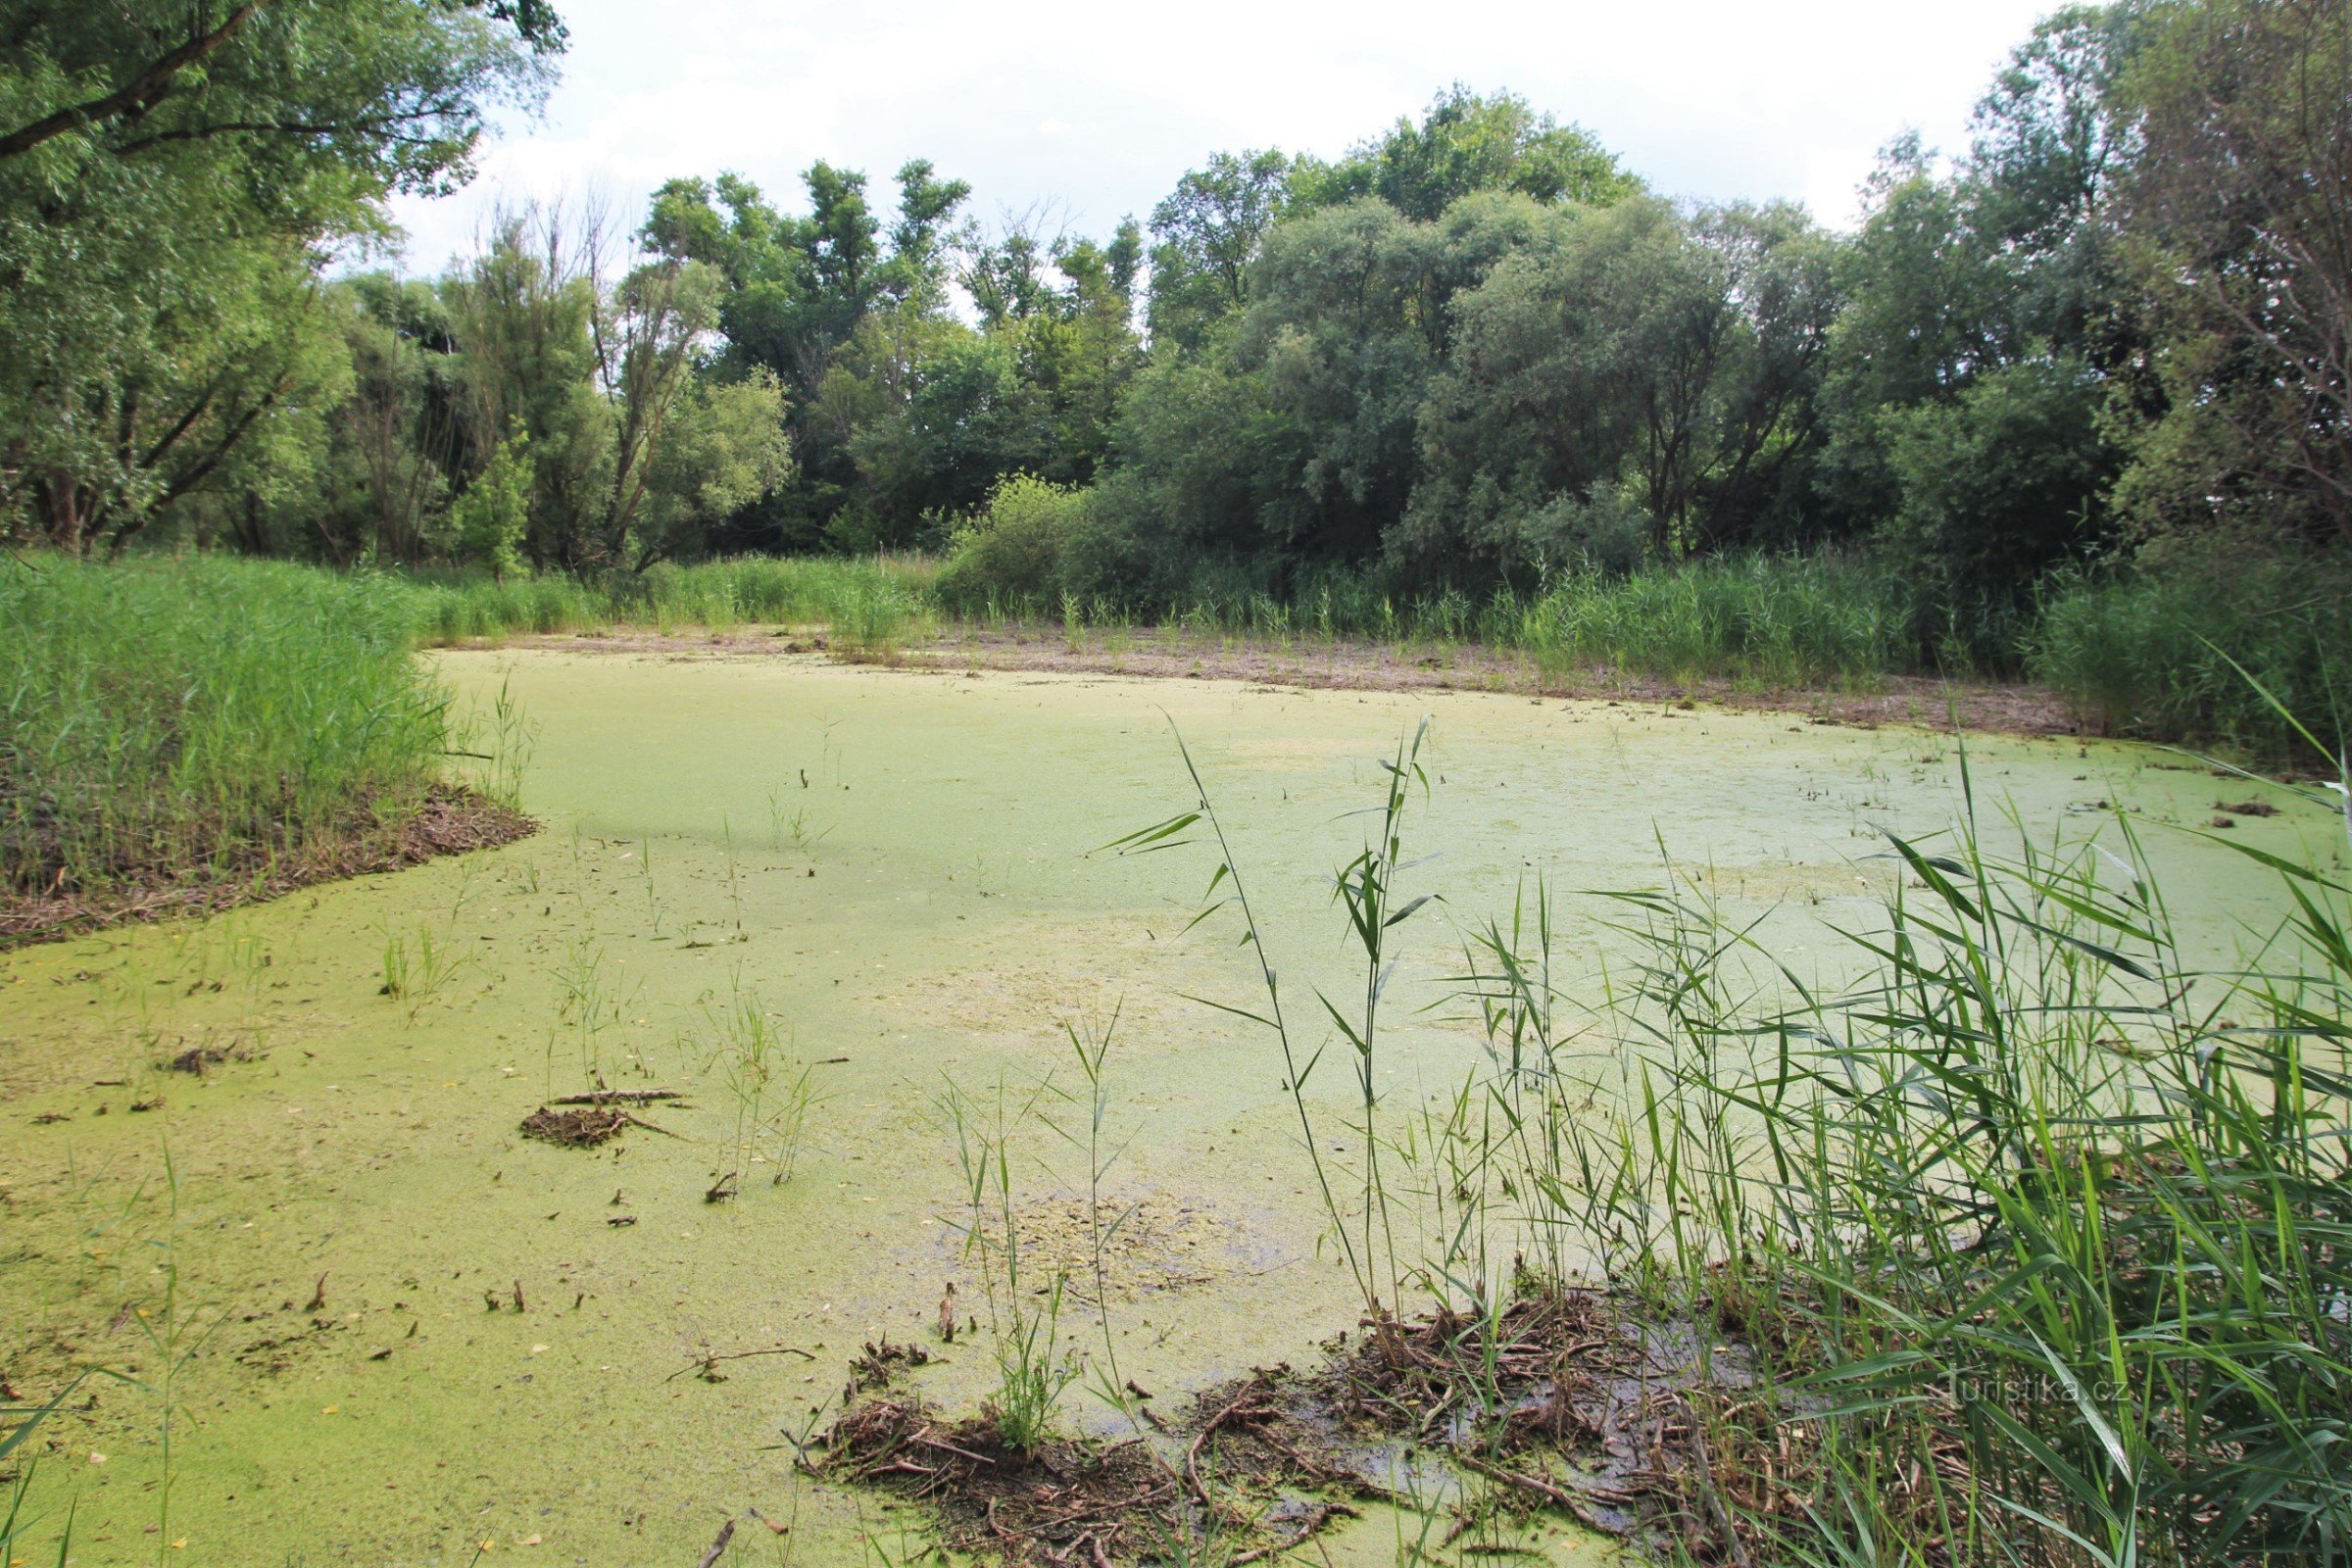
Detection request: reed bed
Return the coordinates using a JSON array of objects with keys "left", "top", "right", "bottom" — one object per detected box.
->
[
  {"left": 1125, "top": 697, "right": 2352, "bottom": 1564},
  {"left": 409, "top": 552, "right": 1925, "bottom": 689},
  {"left": 0, "top": 556, "right": 452, "bottom": 905},
  {"left": 2034, "top": 547, "right": 2352, "bottom": 759}
]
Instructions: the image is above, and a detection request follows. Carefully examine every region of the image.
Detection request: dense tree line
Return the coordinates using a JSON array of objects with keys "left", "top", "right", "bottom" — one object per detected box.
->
[{"left": 3, "top": 0, "right": 2346, "bottom": 653}]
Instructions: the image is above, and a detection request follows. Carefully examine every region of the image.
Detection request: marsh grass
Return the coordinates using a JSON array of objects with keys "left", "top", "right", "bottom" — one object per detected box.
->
[
  {"left": 707, "top": 983, "right": 815, "bottom": 1190},
  {"left": 2, "top": 1374, "right": 86, "bottom": 1562},
  {"left": 938, "top": 1077, "right": 1082, "bottom": 1452},
  {"left": 376, "top": 920, "right": 457, "bottom": 1010},
  {"left": 1, "top": 557, "right": 450, "bottom": 906},
  {"left": 1135, "top": 693, "right": 2352, "bottom": 1564},
  {"left": 1508, "top": 757, "right": 2352, "bottom": 1562},
  {"left": 2035, "top": 546, "right": 2352, "bottom": 758},
  {"left": 402, "top": 555, "right": 940, "bottom": 647}
]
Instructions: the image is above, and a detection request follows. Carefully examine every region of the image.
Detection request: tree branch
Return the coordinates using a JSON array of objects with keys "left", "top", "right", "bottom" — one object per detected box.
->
[{"left": 0, "top": 2, "right": 274, "bottom": 161}]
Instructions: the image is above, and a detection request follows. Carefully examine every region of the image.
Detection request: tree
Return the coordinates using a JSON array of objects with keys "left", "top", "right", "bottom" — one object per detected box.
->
[
  {"left": 441, "top": 204, "right": 609, "bottom": 568},
  {"left": 2115, "top": 0, "right": 2352, "bottom": 545},
  {"left": 0, "top": 1, "right": 560, "bottom": 175},
  {"left": 1811, "top": 3, "right": 2143, "bottom": 607},
  {"left": 634, "top": 372, "right": 793, "bottom": 568},
  {"left": 0, "top": 0, "right": 560, "bottom": 551},
  {"left": 1300, "top": 85, "right": 1642, "bottom": 220},
  {"left": 1404, "top": 198, "right": 1836, "bottom": 577},
  {"left": 450, "top": 429, "right": 532, "bottom": 580},
  {"left": 600, "top": 256, "right": 725, "bottom": 564},
  {"left": 329, "top": 274, "right": 466, "bottom": 564},
  {"left": 642, "top": 159, "right": 974, "bottom": 546},
  {"left": 1147, "top": 149, "right": 1297, "bottom": 349}
]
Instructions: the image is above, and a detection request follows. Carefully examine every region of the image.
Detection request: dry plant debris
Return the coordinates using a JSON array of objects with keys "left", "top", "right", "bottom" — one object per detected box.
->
[
  {"left": 519, "top": 1105, "right": 632, "bottom": 1148},
  {"left": 810, "top": 1287, "right": 1785, "bottom": 1566}
]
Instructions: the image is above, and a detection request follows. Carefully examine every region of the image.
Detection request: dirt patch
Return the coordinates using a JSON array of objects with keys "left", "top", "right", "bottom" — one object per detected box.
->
[
  {"left": 530, "top": 625, "right": 2080, "bottom": 740},
  {"left": 0, "top": 783, "right": 536, "bottom": 950}
]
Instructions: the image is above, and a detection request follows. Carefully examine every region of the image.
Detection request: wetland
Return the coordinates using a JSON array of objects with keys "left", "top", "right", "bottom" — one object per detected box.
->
[{"left": 4, "top": 647, "right": 2332, "bottom": 1566}]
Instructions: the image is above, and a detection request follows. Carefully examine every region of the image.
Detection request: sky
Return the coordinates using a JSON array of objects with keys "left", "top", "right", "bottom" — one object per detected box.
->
[{"left": 383, "top": 0, "right": 2064, "bottom": 271}]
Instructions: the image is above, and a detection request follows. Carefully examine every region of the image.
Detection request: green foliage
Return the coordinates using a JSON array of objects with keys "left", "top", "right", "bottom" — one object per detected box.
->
[
  {"left": 2110, "top": 0, "right": 2352, "bottom": 547},
  {"left": 449, "top": 432, "right": 534, "bottom": 581},
  {"left": 0, "top": 0, "right": 556, "bottom": 554},
  {"left": 635, "top": 371, "right": 794, "bottom": 568},
  {"left": 1408, "top": 197, "right": 1839, "bottom": 576},
  {"left": 1876, "top": 353, "right": 2118, "bottom": 639},
  {"left": 1147, "top": 148, "right": 1298, "bottom": 350},
  {"left": 2035, "top": 533, "right": 2352, "bottom": 756},
  {"left": 0, "top": 556, "right": 449, "bottom": 902},
  {"left": 934, "top": 475, "right": 1095, "bottom": 612},
  {"left": 1299, "top": 83, "right": 1642, "bottom": 220}
]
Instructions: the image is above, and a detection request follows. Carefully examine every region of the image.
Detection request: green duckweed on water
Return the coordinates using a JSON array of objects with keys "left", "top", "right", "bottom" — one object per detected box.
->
[{"left": 1, "top": 651, "right": 2337, "bottom": 1565}]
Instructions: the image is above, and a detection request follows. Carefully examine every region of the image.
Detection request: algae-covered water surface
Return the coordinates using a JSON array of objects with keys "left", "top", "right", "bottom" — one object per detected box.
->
[{"left": 1, "top": 652, "right": 2332, "bottom": 1565}]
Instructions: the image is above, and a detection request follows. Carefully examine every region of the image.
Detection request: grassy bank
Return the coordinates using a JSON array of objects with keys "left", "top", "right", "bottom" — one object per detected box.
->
[
  {"left": 405, "top": 554, "right": 1929, "bottom": 689},
  {"left": 2034, "top": 543, "right": 2352, "bottom": 760},
  {"left": 0, "top": 556, "right": 516, "bottom": 935},
  {"left": 401, "top": 555, "right": 940, "bottom": 650}
]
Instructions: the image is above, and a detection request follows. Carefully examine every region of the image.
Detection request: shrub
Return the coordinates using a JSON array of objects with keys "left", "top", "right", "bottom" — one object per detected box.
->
[
  {"left": 933, "top": 476, "right": 1092, "bottom": 614},
  {"left": 449, "top": 433, "right": 533, "bottom": 583}
]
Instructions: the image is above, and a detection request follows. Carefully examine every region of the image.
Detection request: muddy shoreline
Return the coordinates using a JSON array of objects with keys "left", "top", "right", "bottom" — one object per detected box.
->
[
  {"left": 0, "top": 784, "right": 535, "bottom": 950},
  {"left": 519, "top": 623, "right": 2084, "bottom": 740}
]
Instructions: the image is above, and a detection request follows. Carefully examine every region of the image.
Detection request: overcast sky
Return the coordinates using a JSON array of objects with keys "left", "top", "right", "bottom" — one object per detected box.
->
[{"left": 383, "top": 0, "right": 2063, "bottom": 271}]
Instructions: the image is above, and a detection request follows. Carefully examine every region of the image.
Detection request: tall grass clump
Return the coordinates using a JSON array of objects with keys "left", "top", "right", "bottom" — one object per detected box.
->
[
  {"left": 400, "top": 555, "right": 938, "bottom": 645},
  {"left": 1516, "top": 554, "right": 1917, "bottom": 687},
  {"left": 2034, "top": 537, "right": 2352, "bottom": 754},
  {"left": 0, "top": 556, "right": 450, "bottom": 906},
  {"left": 1445, "top": 750, "right": 2352, "bottom": 1562},
  {"left": 402, "top": 566, "right": 608, "bottom": 641}
]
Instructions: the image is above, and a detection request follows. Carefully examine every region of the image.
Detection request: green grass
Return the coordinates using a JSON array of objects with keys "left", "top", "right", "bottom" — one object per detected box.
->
[
  {"left": 1509, "top": 556, "right": 1915, "bottom": 688},
  {"left": 0, "top": 555, "right": 451, "bottom": 906},
  {"left": 1148, "top": 705, "right": 2352, "bottom": 1564},
  {"left": 954, "top": 553, "right": 1934, "bottom": 688},
  {"left": 400, "top": 555, "right": 938, "bottom": 646},
  {"left": 2035, "top": 544, "right": 2352, "bottom": 760}
]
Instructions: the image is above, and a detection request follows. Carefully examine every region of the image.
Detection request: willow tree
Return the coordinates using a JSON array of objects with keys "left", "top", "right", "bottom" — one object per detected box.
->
[{"left": 0, "top": 0, "right": 564, "bottom": 553}]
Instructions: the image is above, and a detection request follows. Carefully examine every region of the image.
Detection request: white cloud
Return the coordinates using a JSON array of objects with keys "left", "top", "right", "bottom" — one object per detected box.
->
[{"left": 384, "top": 0, "right": 2062, "bottom": 270}]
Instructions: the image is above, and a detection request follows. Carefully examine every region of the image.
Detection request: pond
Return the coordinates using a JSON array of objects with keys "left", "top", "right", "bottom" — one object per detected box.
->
[{"left": 1, "top": 650, "right": 2330, "bottom": 1565}]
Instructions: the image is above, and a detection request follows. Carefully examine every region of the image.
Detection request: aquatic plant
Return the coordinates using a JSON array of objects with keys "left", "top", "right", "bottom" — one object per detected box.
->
[
  {"left": 938, "top": 1076, "right": 1081, "bottom": 1453},
  {"left": 1111, "top": 719, "right": 1440, "bottom": 1347},
  {"left": 707, "top": 982, "right": 815, "bottom": 1190}
]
